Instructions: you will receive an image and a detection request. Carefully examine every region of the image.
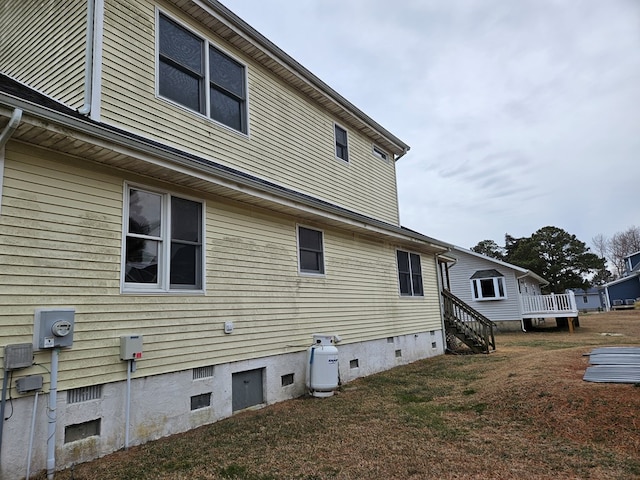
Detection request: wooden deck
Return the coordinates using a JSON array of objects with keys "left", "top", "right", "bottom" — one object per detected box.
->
[{"left": 520, "top": 291, "right": 579, "bottom": 319}]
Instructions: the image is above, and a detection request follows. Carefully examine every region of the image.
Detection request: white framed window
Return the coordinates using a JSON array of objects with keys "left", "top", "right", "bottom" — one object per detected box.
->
[
  {"left": 470, "top": 270, "right": 506, "bottom": 300},
  {"left": 334, "top": 124, "right": 349, "bottom": 162},
  {"left": 397, "top": 250, "right": 423, "bottom": 296},
  {"left": 123, "top": 184, "right": 204, "bottom": 293},
  {"left": 157, "top": 11, "right": 248, "bottom": 134},
  {"left": 297, "top": 226, "right": 325, "bottom": 275},
  {"left": 372, "top": 145, "right": 388, "bottom": 162}
]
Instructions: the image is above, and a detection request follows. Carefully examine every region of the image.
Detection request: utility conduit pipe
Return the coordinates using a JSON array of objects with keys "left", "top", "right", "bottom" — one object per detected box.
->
[
  {"left": 78, "top": 0, "right": 95, "bottom": 116},
  {"left": 46, "top": 348, "right": 60, "bottom": 480}
]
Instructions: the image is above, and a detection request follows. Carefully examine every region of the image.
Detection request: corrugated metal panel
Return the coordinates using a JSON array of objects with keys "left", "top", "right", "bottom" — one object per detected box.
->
[
  {"left": 588, "top": 347, "right": 640, "bottom": 355},
  {"left": 584, "top": 347, "right": 640, "bottom": 383},
  {"left": 583, "top": 366, "right": 640, "bottom": 383},
  {"left": 588, "top": 354, "right": 640, "bottom": 365}
]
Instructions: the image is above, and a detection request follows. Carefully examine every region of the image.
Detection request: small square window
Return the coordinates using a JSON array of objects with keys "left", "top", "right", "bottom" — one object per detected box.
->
[
  {"left": 372, "top": 145, "right": 388, "bottom": 162},
  {"left": 298, "top": 226, "right": 324, "bottom": 274},
  {"left": 334, "top": 124, "right": 349, "bottom": 162}
]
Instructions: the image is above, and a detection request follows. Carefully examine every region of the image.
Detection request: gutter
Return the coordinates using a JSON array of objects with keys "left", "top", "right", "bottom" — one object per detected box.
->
[
  {"left": 0, "top": 93, "right": 447, "bottom": 253},
  {"left": 0, "top": 108, "right": 22, "bottom": 147}
]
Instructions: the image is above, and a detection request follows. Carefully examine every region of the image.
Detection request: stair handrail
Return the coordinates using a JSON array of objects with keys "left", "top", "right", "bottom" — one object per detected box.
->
[{"left": 442, "top": 289, "right": 496, "bottom": 352}]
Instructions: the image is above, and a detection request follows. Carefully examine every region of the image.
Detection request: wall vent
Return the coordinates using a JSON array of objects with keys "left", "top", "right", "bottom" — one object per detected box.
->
[
  {"left": 193, "top": 365, "right": 215, "bottom": 380},
  {"left": 190, "top": 393, "right": 212, "bottom": 410},
  {"left": 395, "top": 349, "right": 402, "bottom": 358},
  {"left": 67, "top": 385, "right": 102, "bottom": 404},
  {"left": 281, "top": 373, "right": 294, "bottom": 387},
  {"left": 386, "top": 337, "right": 394, "bottom": 343},
  {"left": 65, "top": 419, "right": 101, "bottom": 443},
  {"left": 349, "top": 359, "right": 359, "bottom": 369}
]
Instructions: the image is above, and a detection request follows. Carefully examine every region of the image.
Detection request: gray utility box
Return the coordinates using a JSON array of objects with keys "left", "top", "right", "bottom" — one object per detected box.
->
[
  {"left": 120, "top": 335, "right": 143, "bottom": 360},
  {"left": 33, "top": 308, "right": 75, "bottom": 350},
  {"left": 16, "top": 375, "right": 43, "bottom": 394}
]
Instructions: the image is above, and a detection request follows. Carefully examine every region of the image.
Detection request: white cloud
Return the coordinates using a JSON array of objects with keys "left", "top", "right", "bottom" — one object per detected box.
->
[{"left": 219, "top": 0, "right": 640, "bottom": 249}]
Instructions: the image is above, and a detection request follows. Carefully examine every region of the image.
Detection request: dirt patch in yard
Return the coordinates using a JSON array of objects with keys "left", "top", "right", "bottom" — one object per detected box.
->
[{"left": 45, "top": 310, "right": 640, "bottom": 480}]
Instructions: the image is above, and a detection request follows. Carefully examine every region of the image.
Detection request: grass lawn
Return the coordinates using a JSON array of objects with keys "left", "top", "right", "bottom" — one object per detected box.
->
[{"left": 46, "top": 310, "right": 640, "bottom": 480}]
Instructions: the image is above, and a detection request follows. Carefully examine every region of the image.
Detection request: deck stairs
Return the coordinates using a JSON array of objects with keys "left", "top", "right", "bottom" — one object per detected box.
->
[{"left": 442, "top": 289, "right": 496, "bottom": 354}]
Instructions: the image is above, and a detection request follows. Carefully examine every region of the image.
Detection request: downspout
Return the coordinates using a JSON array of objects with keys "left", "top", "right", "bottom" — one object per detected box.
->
[
  {"left": 77, "top": 0, "right": 96, "bottom": 116},
  {"left": 0, "top": 108, "right": 22, "bottom": 147},
  {"left": 394, "top": 147, "right": 410, "bottom": 162}
]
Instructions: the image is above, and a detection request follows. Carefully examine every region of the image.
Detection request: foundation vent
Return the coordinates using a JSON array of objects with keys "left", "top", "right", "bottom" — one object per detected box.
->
[
  {"left": 67, "top": 385, "right": 102, "bottom": 404},
  {"left": 193, "top": 365, "right": 215, "bottom": 380}
]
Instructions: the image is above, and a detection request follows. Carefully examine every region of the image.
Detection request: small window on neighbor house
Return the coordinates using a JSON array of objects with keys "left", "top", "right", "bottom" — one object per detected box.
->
[
  {"left": 397, "top": 250, "right": 424, "bottom": 296},
  {"left": 334, "top": 124, "right": 349, "bottom": 162},
  {"left": 583, "top": 296, "right": 588, "bottom": 303},
  {"left": 470, "top": 269, "right": 506, "bottom": 300},
  {"left": 372, "top": 145, "right": 388, "bottom": 162},
  {"left": 298, "top": 226, "right": 324, "bottom": 274}
]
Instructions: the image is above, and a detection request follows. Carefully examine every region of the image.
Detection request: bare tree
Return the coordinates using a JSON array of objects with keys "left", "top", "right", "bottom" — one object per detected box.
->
[{"left": 597, "top": 226, "right": 640, "bottom": 278}]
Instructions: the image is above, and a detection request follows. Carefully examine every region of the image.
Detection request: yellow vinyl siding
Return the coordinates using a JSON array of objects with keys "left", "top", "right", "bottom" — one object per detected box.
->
[
  {"left": 0, "top": 0, "right": 86, "bottom": 108},
  {"left": 1, "top": 143, "right": 439, "bottom": 392},
  {"left": 99, "top": 0, "right": 400, "bottom": 225}
]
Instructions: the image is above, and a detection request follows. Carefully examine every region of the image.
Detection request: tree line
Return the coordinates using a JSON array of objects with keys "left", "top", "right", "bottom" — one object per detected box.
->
[{"left": 469, "top": 225, "right": 639, "bottom": 293}]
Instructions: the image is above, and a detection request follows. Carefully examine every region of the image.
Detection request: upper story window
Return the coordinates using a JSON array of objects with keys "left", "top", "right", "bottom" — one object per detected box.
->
[
  {"left": 397, "top": 250, "right": 423, "bottom": 296},
  {"left": 124, "top": 185, "right": 204, "bottom": 292},
  {"left": 298, "top": 226, "right": 325, "bottom": 275},
  {"left": 158, "top": 13, "right": 247, "bottom": 133},
  {"left": 334, "top": 124, "right": 349, "bottom": 162},
  {"left": 372, "top": 145, "right": 388, "bottom": 162},
  {"left": 470, "top": 269, "right": 506, "bottom": 300}
]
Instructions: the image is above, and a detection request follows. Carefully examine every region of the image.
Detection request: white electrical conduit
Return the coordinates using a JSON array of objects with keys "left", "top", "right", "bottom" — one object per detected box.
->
[
  {"left": 26, "top": 391, "right": 39, "bottom": 480},
  {"left": 46, "top": 348, "right": 60, "bottom": 480},
  {"left": 125, "top": 360, "right": 132, "bottom": 449},
  {"left": 78, "top": 0, "right": 95, "bottom": 115}
]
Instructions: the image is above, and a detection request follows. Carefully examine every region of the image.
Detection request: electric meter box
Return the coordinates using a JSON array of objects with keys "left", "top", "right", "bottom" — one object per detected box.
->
[
  {"left": 120, "top": 335, "right": 143, "bottom": 360},
  {"left": 33, "top": 308, "right": 75, "bottom": 350}
]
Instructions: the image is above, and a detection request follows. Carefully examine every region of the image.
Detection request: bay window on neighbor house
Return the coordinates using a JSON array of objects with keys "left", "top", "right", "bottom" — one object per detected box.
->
[
  {"left": 158, "top": 13, "right": 247, "bottom": 133},
  {"left": 298, "top": 226, "right": 324, "bottom": 275},
  {"left": 470, "top": 269, "right": 506, "bottom": 300},
  {"left": 397, "top": 250, "right": 423, "bottom": 296},
  {"left": 124, "top": 186, "right": 203, "bottom": 291}
]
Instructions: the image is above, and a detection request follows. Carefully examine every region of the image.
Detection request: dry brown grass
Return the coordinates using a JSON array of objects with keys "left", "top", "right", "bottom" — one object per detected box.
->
[{"left": 46, "top": 310, "right": 640, "bottom": 480}]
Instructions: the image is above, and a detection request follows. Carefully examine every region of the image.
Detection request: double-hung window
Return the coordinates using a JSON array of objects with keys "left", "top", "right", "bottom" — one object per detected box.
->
[
  {"left": 470, "top": 270, "right": 506, "bottom": 300},
  {"left": 298, "top": 226, "right": 324, "bottom": 275},
  {"left": 334, "top": 124, "right": 349, "bottom": 162},
  {"left": 124, "top": 186, "right": 203, "bottom": 292},
  {"left": 158, "top": 13, "right": 247, "bottom": 133},
  {"left": 397, "top": 250, "right": 423, "bottom": 296}
]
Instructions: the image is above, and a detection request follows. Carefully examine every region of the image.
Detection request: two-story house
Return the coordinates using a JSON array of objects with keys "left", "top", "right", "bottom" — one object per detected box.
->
[{"left": 0, "top": 1, "right": 450, "bottom": 477}]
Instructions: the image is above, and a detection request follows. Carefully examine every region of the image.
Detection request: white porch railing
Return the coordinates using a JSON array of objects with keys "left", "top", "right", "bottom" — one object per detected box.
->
[{"left": 520, "top": 291, "right": 578, "bottom": 318}]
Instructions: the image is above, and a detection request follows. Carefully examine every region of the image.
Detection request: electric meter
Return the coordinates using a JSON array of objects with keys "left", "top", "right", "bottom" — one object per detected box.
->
[
  {"left": 52, "top": 320, "right": 72, "bottom": 337},
  {"left": 33, "top": 308, "right": 75, "bottom": 349}
]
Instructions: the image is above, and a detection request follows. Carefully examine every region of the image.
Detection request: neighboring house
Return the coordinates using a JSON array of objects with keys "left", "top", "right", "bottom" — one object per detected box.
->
[
  {"left": 442, "top": 246, "right": 578, "bottom": 331},
  {"left": 601, "top": 251, "right": 640, "bottom": 310},
  {"left": 0, "top": 2, "right": 450, "bottom": 477},
  {"left": 570, "top": 287, "right": 605, "bottom": 312}
]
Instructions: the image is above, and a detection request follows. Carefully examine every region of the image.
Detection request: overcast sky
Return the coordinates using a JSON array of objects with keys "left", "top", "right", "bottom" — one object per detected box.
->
[{"left": 219, "top": 0, "right": 640, "bottom": 250}]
